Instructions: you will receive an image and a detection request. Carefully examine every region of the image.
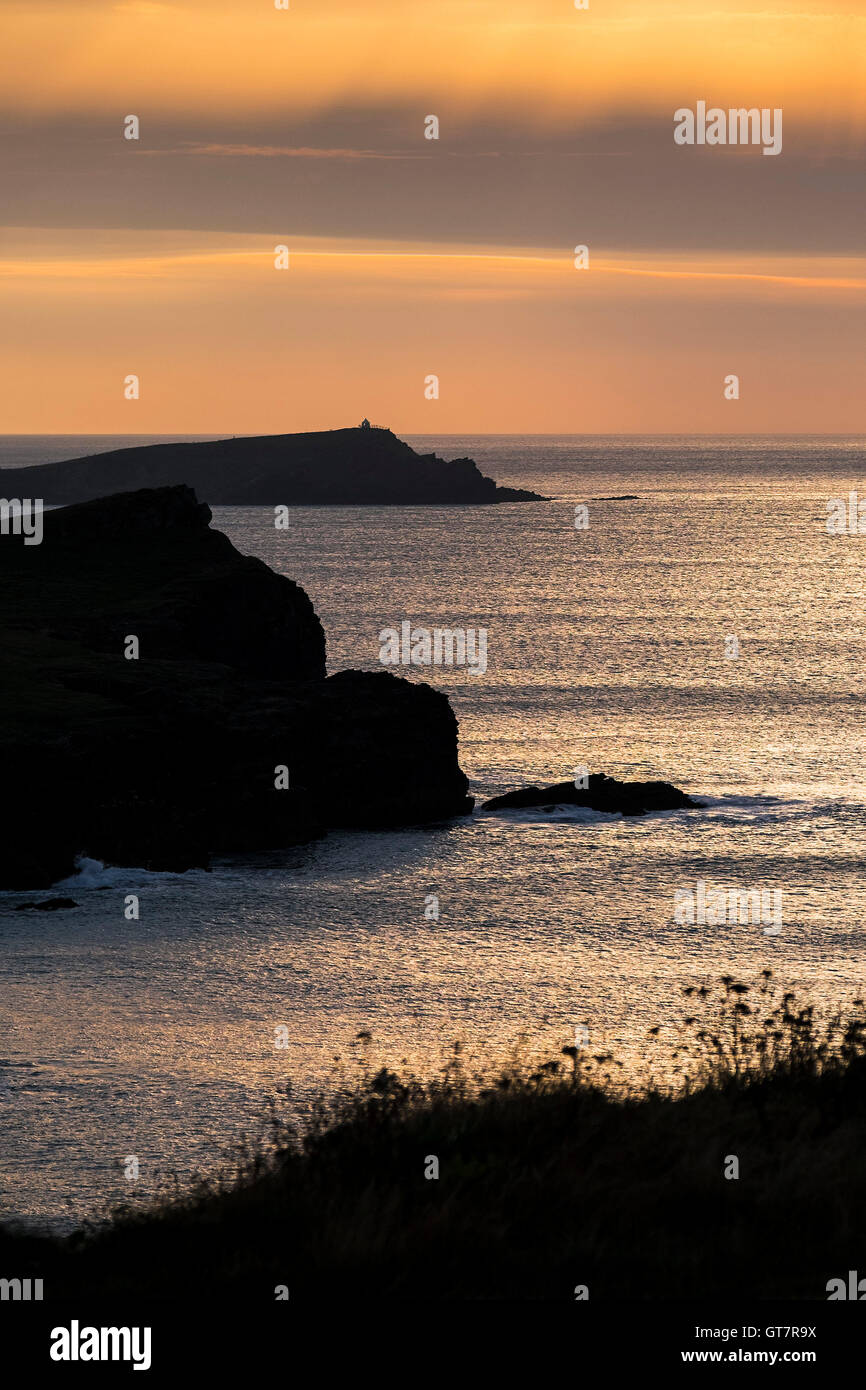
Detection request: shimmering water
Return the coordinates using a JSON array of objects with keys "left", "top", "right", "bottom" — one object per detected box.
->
[{"left": 2, "top": 435, "right": 866, "bottom": 1227}]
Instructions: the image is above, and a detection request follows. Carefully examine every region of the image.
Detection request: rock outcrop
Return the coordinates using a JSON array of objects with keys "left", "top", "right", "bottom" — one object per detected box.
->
[
  {"left": 0, "top": 427, "right": 545, "bottom": 507},
  {"left": 481, "top": 774, "right": 700, "bottom": 817},
  {"left": 0, "top": 486, "right": 473, "bottom": 889},
  {"left": 8, "top": 485, "right": 327, "bottom": 679},
  {"left": 297, "top": 670, "right": 472, "bottom": 827}
]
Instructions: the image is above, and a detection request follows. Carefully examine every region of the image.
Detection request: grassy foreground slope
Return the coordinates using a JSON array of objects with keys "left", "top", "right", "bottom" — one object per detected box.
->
[{"left": 3, "top": 975, "right": 865, "bottom": 1301}]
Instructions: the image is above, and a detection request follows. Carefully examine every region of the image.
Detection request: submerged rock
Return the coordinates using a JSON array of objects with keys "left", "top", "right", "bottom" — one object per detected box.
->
[
  {"left": 481, "top": 773, "right": 700, "bottom": 817},
  {"left": 14, "top": 898, "right": 79, "bottom": 911}
]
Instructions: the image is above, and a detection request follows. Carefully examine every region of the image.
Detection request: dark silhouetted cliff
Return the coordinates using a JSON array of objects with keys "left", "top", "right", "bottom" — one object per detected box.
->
[
  {"left": 0, "top": 427, "right": 545, "bottom": 507},
  {"left": 0, "top": 486, "right": 473, "bottom": 888}
]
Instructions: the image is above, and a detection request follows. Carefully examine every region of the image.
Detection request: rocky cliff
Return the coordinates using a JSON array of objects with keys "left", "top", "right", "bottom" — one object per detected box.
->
[
  {"left": 0, "top": 486, "right": 473, "bottom": 889},
  {"left": 0, "top": 427, "right": 545, "bottom": 507}
]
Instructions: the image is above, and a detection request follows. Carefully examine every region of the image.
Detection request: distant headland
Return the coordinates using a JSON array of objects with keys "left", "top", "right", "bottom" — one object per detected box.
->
[{"left": 0, "top": 424, "right": 546, "bottom": 507}]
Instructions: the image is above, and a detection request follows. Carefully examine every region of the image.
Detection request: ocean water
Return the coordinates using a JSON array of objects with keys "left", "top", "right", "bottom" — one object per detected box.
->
[{"left": 2, "top": 434, "right": 866, "bottom": 1228}]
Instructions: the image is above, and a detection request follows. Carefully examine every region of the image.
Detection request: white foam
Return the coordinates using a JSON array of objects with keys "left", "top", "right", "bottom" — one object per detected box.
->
[
  {"left": 479, "top": 803, "right": 621, "bottom": 825},
  {"left": 51, "top": 855, "right": 204, "bottom": 890}
]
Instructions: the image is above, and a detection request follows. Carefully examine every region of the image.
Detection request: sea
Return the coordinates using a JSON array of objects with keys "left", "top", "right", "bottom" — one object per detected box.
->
[{"left": 2, "top": 434, "right": 865, "bottom": 1229}]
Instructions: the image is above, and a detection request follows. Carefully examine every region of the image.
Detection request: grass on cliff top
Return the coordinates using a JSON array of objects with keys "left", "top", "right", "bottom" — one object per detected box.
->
[{"left": 4, "top": 973, "right": 865, "bottom": 1301}]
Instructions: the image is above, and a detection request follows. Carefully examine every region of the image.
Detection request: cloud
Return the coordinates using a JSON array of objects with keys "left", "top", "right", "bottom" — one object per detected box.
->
[
  {"left": 1, "top": 113, "right": 862, "bottom": 257},
  {"left": 1, "top": 230, "right": 862, "bottom": 300},
  {"left": 163, "top": 144, "right": 425, "bottom": 161}
]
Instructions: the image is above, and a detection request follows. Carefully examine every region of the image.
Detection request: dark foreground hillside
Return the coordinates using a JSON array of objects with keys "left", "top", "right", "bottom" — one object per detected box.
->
[{"left": 4, "top": 975, "right": 864, "bottom": 1301}]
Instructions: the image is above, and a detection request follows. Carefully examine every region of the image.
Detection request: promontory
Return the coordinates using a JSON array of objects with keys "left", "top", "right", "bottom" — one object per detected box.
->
[{"left": 0, "top": 425, "right": 545, "bottom": 507}]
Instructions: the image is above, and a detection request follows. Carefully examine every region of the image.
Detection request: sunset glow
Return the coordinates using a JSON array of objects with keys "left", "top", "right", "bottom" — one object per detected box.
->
[{"left": 1, "top": 0, "right": 863, "bottom": 429}]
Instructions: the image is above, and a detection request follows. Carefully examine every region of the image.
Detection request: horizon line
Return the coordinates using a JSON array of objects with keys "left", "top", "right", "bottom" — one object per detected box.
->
[{"left": 2, "top": 432, "right": 865, "bottom": 440}]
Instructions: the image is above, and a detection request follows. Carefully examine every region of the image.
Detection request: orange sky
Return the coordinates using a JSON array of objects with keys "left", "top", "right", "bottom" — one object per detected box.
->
[
  {"left": 1, "top": 0, "right": 863, "bottom": 432},
  {"left": 4, "top": 1, "right": 866, "bottom": 124}
]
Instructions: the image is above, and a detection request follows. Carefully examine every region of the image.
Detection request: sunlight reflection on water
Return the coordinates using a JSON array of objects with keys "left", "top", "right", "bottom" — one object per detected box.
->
[{"left": 2, "top": 436, "right": 866, "bottom": 1225}]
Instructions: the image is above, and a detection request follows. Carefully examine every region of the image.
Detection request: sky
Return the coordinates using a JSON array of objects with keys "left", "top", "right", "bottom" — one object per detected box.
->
[{"left": 1, "top": 0, "right": 863, "bottom": 433}]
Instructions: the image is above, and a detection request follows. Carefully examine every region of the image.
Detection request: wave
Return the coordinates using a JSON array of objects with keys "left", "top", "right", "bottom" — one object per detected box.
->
[
  {"left": 475, "top": 791, "right": 866, "bottom": 833},
  {"left": 696, "top": 793, "right": 866, "bottom": 827},
  {"left": 477, "top": 803, "right": 624, "bottom": 825},
  {"left": 50, "top": 855, "right": 207, "bottom": 891}
]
